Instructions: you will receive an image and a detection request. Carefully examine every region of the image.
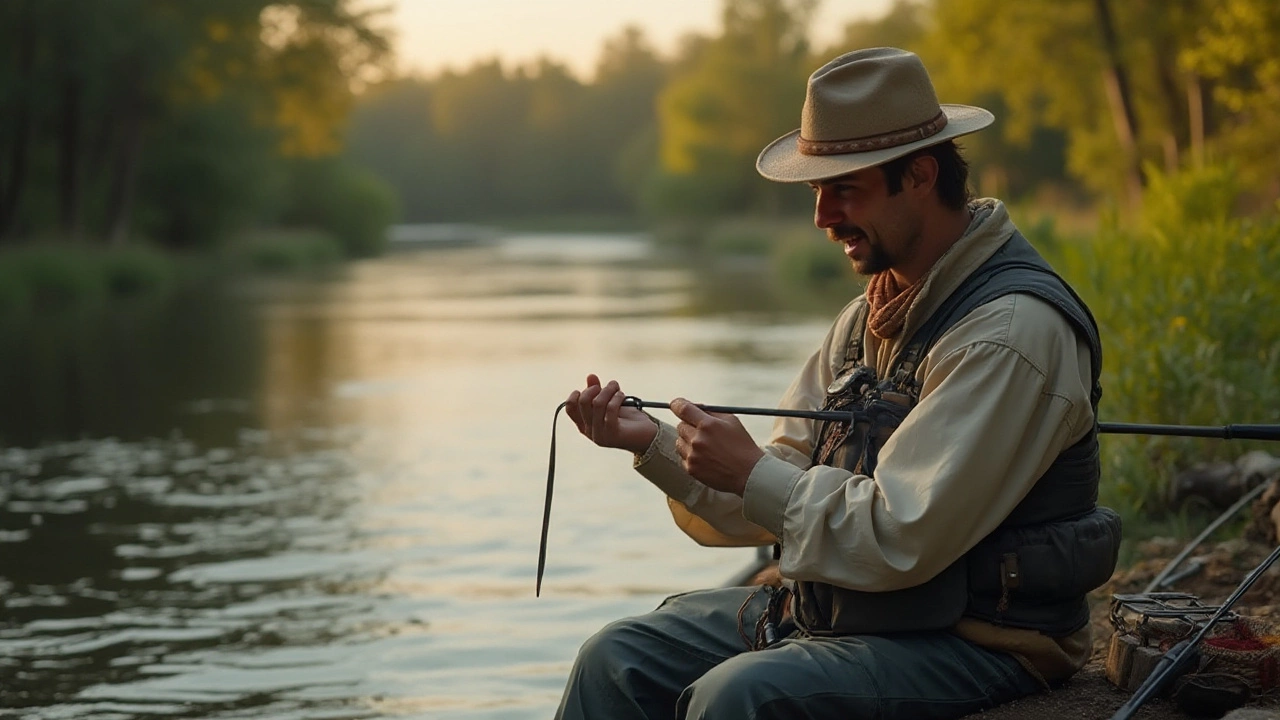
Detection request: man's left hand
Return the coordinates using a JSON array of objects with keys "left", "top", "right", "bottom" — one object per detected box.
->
[{"left": 670, "top": 398, "right": 765, "bottom": 496}]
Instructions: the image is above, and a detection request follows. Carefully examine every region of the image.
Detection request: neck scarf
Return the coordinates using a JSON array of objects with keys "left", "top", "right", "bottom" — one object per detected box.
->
[{"left": 866, "top": 271, "right": 925, "bottom": 340}]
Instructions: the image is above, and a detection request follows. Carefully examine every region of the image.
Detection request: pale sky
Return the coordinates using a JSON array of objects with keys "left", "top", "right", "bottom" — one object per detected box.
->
[{"left": 386, "top": 0, "right": 895, "bottom": 80}]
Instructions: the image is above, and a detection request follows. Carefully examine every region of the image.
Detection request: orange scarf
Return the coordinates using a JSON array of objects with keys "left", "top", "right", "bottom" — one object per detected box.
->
[{"left": 866, "top": 271, "right": 924, "bottom": 340}]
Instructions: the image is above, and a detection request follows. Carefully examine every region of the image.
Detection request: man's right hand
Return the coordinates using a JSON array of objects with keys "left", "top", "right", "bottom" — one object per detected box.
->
[{"left": 565, "top": 374, "right": 657, "bottom": 454}]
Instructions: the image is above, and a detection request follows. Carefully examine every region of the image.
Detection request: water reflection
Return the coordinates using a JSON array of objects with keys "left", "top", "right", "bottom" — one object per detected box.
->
[{"left": 0, "top": 233, "right": 839, "bottom": 718}]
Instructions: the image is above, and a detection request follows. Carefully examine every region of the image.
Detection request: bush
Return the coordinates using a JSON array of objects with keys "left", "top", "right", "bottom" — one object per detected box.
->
[
  {"left": 771, "top": 225, "right": 862, "bottom": 310},
  {"left": 1046, "top": 164, "right": 1280, "bottom": 515},
  {"left": 280, "top": 159, "right": 398, "bottom": 259},
  {"left": 0, "top": 242, "right": 178, "bottom": 316},
  {"left": 227, "top": 229, "right": 344, "bottom": 273},
  {"left": 100, "top": 245, "right": 176, "bottom": 298}
]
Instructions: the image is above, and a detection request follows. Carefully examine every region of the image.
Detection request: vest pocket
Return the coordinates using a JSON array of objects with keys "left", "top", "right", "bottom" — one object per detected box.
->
[{"left": 966, "top": 506, "right": 1122, "bottom": 633}]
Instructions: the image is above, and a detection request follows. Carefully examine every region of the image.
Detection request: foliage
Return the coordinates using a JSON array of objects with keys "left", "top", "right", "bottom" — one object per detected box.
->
[
  {"left": 649, "top": 0, "right": 816, "bottom": 217},
  {"left": 6, "top": 0, "right": 1277, "bottom": 250},
  {"left": 770, "top": 223, "right": 862, "bottom": 309},
  {"left": 1045, "top": 164, "right": 1280, "bottom": 514},
  {"left": 0, "top": 242, "right": 177, "bottom": 316},
  {"left": 278, "top": 158, "right": 397, "bottom": 258},
  {"left": 921, "top": 0, "right": 1279, "bottom": 208},
  {"left": 134, "top": 92, "right": 285, "bottom": 249},
  {"left": 0, "top": 0, "right": 391, "bottom": 248},
  {"left": 1179, "top": 0, "right": 1280, "bottom": 197},
  {"left": 225, "top": 228, "right": 344, "bottom": 273},
  {"left": 334, "top": 0, "right": 1280, "bottom": 226},
  {"left": 345, "top": 25, "right": 666, "bottom": 223}
]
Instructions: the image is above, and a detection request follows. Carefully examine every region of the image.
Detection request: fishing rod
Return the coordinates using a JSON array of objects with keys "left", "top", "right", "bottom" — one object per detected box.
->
[
  {"left": 536, "top": 396, "right": 1280, "bottom": 596},
  {"left": 626, "top": 399, "right": 1280, "bottom": 441},
  {"left": 1142, "top": 481, "right": 1271, "bottom": 594}
]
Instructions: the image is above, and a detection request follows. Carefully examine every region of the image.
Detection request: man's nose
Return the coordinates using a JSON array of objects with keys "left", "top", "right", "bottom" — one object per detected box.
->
[{"left": 813, "top": 188, "right": 842, "bottom": 230}]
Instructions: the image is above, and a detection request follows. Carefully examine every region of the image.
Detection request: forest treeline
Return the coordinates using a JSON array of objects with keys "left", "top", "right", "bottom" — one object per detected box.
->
[
  {"left": 350, "top": 0, "right": 1280, "bottom": 224},
  {"left": 2, "top": 0, "right": 1277, "bottom": 248},
  {"left": 0, "top": 0, "right": 394, "bottom": 256}
]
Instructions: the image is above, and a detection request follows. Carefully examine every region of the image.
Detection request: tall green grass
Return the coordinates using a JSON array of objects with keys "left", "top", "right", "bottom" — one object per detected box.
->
[{"left": 1043, "top": 164, "right": 1280, "bottom": 517}]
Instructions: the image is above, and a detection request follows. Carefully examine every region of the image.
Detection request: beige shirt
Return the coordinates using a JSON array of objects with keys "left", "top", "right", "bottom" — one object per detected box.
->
[{"left": 633, "top": 199, "right": 1096, "bottom": 683}]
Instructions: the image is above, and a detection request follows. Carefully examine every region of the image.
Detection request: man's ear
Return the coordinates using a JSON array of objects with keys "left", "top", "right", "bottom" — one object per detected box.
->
[{"left": 907, "top": 154, "right": 939, "bottom": 194}]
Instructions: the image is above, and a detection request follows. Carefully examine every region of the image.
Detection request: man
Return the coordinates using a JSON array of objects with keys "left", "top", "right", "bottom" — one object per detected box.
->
[{"left": 558, "top": 47, "right": 1120, "bottom": 720}]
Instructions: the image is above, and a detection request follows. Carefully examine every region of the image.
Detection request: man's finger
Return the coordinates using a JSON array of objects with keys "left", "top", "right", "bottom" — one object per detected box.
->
[
  {"left": 565, "top": 390, "right": 586, "bottom": 433},
  {"left": 578, "top": 384, "right": 602, "bottom": 438},
  {"left": 676, "top": 421, "right": 696, "bottom": 442},
  {"left": 591, "top": 381, "right": 620, "bottom": 439},
  {"left": 670, "top": 397, "right": 712, "bottom": 426},
  {"left": 605, "top": 386, "right": 625, "bottom": 427}
]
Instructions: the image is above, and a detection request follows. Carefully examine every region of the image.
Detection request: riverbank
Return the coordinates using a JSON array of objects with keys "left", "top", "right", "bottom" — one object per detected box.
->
[
  {"left": 963, "top": 533, "right": 1280, "bottom": 719},
  {"left": 0, "top": 230, "right": 352, "bottom": 317}
]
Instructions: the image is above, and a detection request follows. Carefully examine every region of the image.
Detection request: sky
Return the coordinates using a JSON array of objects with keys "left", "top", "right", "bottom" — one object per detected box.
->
[{"left": 385, "top": 0, "right": 895, "bottom": 80}]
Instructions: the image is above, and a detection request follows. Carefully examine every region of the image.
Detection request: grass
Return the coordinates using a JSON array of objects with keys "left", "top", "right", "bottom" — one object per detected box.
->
[{"left": 1042, "top": 164, "right": 1280, "bottom": 523}]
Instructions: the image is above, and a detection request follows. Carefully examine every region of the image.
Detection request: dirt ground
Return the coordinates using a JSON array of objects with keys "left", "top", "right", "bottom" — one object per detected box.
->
[{"left": 959, "top": 536, "right": 1280, "bottom": 719}]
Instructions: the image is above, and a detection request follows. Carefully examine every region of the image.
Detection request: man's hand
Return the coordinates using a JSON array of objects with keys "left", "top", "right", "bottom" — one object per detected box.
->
[
  {"left": 670, "top": 398, "right": 765, "bottom": 496},
  {"left": 565, "top": 374, "right": 657, "bottom": 454}
]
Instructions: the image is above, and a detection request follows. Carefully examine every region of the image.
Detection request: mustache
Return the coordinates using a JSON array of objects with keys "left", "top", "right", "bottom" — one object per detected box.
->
[{"left": 827, "top": 225, "right": 867, "bottom": 243}]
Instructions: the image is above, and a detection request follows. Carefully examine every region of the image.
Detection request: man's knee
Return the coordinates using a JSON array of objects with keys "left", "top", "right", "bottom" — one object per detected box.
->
[
  {"left": 677, "top": 653, "right": 787, "bottom": 718},
  {"left": 573, "top": 616, "right": 650, "bottom": 684},
  {"left": 677, "top": 644, "right": 879, "bottom": 719}
]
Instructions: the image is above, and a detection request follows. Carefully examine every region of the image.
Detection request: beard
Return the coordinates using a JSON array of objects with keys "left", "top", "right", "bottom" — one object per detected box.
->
[{"left": 828, "top": 224, "right": 893, "bottom": 276}]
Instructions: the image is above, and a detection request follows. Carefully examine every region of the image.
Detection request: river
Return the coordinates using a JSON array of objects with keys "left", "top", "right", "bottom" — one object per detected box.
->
[{"left": 0, "top": 232, "right": 837, "bottom": 719}]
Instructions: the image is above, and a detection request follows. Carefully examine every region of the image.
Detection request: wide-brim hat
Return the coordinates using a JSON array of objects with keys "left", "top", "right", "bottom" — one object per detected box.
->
[{"left": 757, "top": 47, "right": 994, "bottom": 183}]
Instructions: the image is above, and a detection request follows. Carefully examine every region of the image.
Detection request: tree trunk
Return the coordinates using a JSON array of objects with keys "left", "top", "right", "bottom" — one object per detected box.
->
[
  {"left": 0, "top": 0, "right": 36, "bottom": 242},
  {"left": 57, "top": 74, "right": 84, "bottom": 239},
  {"left": 1154, "top": 43, "right": 1187, "bottom": 172},
  {"left": 1187, "top": 74, "right": 1205, "bottom": 169},
  {"left": 1092, "top": 0, "right": 1144, "bottom": 206},
  {"left": 105, "top": 106, "right": 145, "bottom": 247}
]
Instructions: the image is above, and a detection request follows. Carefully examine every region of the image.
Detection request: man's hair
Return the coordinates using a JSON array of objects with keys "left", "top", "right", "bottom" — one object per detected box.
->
[{"left": 880, "top": 140, "right": 971, "bottom": 211}]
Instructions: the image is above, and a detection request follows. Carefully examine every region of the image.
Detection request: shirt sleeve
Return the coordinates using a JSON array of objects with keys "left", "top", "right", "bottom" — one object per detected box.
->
[
  {"left": 630, "top": 302, "right": 855, "bottom": 547},
  {"left": 740, "top": 295, "right": 1095, "bottom": 592}
]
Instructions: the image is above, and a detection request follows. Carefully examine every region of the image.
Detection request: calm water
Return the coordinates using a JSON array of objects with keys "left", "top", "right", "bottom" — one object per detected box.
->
[{"left": 0, "top": 233, "right": 833, "bottom": 719}]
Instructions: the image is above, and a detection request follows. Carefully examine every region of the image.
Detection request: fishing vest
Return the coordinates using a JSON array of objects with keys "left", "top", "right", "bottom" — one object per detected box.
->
[{"left": 793, "top": 231, "right": 1122, "bottom": 637}]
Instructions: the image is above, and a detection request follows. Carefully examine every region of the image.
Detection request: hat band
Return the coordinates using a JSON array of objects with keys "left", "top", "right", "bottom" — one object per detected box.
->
[{"left": 796, "top": 111, "right": 948, "bottom": 156}]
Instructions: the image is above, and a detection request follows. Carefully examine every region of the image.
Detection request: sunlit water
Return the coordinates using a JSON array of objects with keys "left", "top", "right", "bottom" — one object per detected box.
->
[{"left": 0, "top": 234, "right": 834, "bottom": 718}]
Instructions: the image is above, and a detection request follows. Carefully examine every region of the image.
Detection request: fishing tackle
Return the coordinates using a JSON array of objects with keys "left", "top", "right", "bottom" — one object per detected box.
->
[
  {"left": 1109, "top": 541, "right": 1280, "bottom": 720},
  {"left": 536, "top": 395, "right": 1280, "bottom": 597}
]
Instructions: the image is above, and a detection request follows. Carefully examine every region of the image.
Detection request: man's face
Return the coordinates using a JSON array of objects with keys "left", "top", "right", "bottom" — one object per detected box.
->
[{"left": 808, "top": 166, "right": 922, "bottom": 277}]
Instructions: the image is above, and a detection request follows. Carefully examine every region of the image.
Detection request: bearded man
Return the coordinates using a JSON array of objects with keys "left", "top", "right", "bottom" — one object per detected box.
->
[{"left": 558, "top": 47, "right": 1120, "bottom": 720}]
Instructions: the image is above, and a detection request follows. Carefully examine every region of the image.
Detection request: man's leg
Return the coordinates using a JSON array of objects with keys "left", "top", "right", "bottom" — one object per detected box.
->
[
  {"left": 678, "top": 630, "right": 1042, "bottom": 720},
  {"left": 555, "top": 586, "right": 769, "bottom": 720}
]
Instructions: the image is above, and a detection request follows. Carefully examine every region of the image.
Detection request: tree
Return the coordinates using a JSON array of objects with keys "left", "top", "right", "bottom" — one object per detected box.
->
[
  {"left": 650, "top": 0, "right": 817, "bottom": 217},
  {"left": 0, "top": 0, "right": 392, "bottom": 246},
  {"left": 921, "top": 0, "right": 1237, "bottom": 208},
  {"left": 1180, "top": 0, "right": 1280, "bottom": 201}
]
